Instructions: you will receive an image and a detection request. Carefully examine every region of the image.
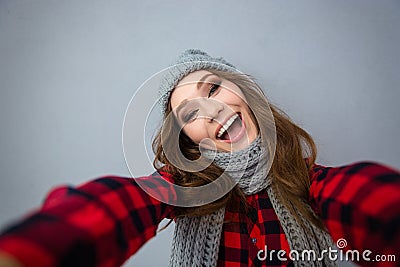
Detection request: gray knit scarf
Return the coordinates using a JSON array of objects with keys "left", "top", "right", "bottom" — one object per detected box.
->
[{"left": 169, "top": 137, "right": 337, "bottom": 267}]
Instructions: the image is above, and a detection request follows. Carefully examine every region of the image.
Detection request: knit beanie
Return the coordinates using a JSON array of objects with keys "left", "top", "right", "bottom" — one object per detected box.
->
[{"left": 158, "top": 49, "right": 239, "bottom": 114}]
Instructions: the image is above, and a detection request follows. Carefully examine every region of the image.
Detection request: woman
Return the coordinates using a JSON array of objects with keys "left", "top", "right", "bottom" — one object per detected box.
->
[{"left": 0, "top": 49, "right": 399, "bottom": 267}]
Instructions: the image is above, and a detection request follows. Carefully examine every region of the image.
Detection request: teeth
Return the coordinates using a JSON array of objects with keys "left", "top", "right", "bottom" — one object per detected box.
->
[{"left": 217, "top": 114, "right": 239, "bottom": 138}]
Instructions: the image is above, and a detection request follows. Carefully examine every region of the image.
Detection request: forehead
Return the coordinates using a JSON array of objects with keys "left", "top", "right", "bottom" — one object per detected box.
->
[
  {"left": 178, "top": 69, "right": 212, "bottom": 85},
  {"left": 170, "top": 70, "right": 213, "bottom": 110}
]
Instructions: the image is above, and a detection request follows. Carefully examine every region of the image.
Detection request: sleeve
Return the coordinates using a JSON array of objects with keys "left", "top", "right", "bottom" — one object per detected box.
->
[
  {"left": 309, "top": 161, "right": 400, "bottom": 266},
  {"left": 0, "top": 172, "right": 176, "bottom": 267}
]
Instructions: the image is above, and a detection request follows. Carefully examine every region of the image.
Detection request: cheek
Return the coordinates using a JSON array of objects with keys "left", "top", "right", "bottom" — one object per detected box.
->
[
  {"left": 219, "top": 89, "right": 246, "bottom": 107},
  {"left": 182, "top": 121, "right": 209, "bottom": 143}
]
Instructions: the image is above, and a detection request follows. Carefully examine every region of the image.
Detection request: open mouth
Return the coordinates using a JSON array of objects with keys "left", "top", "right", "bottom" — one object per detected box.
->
[{"left": 216, "top": 112, "right": 246, "bottom": 143}]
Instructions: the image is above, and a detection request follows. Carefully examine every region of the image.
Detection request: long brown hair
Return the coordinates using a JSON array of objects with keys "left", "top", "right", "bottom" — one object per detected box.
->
[{"left": 152, "top": 70, "right": 324, "bottom": 230}]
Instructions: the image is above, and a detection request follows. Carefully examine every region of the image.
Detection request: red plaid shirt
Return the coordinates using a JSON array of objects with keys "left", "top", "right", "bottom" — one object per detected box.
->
[{"left": 0, "top": 162, "right": 399, "bottom": 267}]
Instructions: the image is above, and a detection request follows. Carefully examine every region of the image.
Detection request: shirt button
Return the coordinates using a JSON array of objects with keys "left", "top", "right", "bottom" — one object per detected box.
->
[{"left": 251, "top": 237, "right": 257, "bottom": 244}]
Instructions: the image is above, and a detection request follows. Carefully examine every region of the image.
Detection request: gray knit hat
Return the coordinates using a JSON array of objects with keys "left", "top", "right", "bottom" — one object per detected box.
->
[{"left": 159, "top": 49, "right": 239, "bottom": 114}]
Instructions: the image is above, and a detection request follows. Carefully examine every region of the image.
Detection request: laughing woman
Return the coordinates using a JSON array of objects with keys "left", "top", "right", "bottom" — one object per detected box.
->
[{"left": 0, "top": 50, "right": 399, "bottom": 267}]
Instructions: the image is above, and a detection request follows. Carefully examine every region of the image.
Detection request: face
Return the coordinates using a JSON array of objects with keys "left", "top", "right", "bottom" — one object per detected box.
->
[{"left": 170, "top": 70, "right": 258, "bottom": 152}]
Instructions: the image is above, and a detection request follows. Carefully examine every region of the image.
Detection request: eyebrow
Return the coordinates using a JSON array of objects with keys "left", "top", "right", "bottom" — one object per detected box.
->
[{"left": 174, "top": 73, "right": 216, "bottom": 117}]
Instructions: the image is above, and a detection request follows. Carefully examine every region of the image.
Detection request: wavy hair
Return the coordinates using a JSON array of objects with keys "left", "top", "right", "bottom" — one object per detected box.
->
[{"left": 152, "top": 70, "right": 325, "bottom": 230}]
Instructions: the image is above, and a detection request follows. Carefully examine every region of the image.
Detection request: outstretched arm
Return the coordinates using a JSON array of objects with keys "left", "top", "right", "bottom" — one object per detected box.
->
[
  {"left": 309, "top": 161, "right": 400, "bottom": 266},
  {"left": 0, "top": 172, "right": 175, "bottom": 267}
]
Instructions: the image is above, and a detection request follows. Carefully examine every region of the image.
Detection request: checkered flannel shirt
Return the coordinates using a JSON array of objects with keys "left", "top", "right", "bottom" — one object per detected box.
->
[{"left": 0, "top": 161, "right": 399, "bottom": 267}]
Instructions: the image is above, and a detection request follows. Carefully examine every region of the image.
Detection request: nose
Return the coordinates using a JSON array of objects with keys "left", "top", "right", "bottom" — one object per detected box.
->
[{"left": 199, "top": 98, "right": 224, "bottom": 121}]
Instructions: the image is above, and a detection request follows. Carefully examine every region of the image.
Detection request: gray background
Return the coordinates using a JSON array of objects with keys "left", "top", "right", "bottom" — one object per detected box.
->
[{"left": 0, "top": 1, "right": 399, "bottom": 266}]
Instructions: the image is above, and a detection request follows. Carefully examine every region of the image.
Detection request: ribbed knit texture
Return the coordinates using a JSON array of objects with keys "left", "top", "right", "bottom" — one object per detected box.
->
[
  {"left": 202, "top": 136, "right": 270, "bottom": 195},
  {"left": 169, "top": 137, "right": 337, "bottom": 267},
  {"left": 158, "top": 49, "right": 238, "bottom": 114},
  {"left": 164, "top": 50, "right": 337, "bottom": 266},
  {"left": 267, "top": 186, "right": 337, "bottom": 267}
]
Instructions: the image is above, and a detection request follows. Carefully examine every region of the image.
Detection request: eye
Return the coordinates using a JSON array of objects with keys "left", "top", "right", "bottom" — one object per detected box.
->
[
  {"left": 208, "top": 82, "right": 221, "bottom": 97},
  {"left": 182, "top": 109, "right": 199, "bottom": 123}
]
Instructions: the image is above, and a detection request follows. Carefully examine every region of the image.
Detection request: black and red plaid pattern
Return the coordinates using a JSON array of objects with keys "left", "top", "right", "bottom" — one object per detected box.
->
[
  {"left": 0, "top": 162, "right": 399, "bottom": 267},
  {"left": 219, "top": 191, "right": 292, "bottom": 267},
  {"left": 0, "top": 173, "right": 176, "bottom": 267},
  {"left": 309, "top": 162, "right": 400, "bottom": 267}
]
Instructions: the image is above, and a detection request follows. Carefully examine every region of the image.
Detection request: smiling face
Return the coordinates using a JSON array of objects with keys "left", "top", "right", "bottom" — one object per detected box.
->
[{"left": 169, "top": 70, "right": 259, "bottom": 152}]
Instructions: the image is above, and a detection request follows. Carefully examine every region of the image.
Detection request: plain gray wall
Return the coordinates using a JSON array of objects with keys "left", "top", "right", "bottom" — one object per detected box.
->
[{"left": 0, "top": 1, "right": 399, "bottom": 266}]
